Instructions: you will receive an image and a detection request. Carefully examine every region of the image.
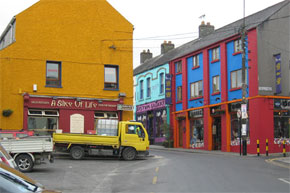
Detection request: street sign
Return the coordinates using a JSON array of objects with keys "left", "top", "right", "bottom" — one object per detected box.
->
[
  {"left": 117, "top": 104, "right": 133, "bottom": 111},
  {"left": 242, "top": 124, "right": 247, "bottom": 136},
  {"left": 241, "top": 104, "right": 247, "bottom": 119},
  {"left": 237, "top": 109, "right": 241, "bottom": 118}
]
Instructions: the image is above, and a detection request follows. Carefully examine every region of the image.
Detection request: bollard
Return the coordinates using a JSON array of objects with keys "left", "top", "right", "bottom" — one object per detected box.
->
[
  {"left": 283, "top": 140, "right": 286, "bottom": 157},
  {"left": 257, "top": 139, "right": 260, "bottom": 156},
  {"left": 266, "top": 139, "right": 269, "bottom": 156}
]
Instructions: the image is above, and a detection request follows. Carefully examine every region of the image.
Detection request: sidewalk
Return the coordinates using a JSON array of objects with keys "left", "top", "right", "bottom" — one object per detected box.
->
[{"left": 149, "top": 145, "right": 290, "bottom": 168}]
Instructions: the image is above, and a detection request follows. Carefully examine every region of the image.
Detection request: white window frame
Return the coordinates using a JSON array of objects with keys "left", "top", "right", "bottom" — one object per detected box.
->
[
  {"left": 212, "top": 75, "right": 220, "bottom": 93},
  {"left": 190, "top": 81, "right": 203, "bottom": 98},
  {"left": 212, "top": 47, "right": 220, "bottom": 61},
  {"left": 234, "top": 39, "right": 242, "bottom": 53},
  {"left": 176, "top": 61, "right": 182, "bottom": 73},
  {"left": 193, "top": 55, "right": 199, "bottom": 67},
  {"left": 177, "top": 86, "right": 182, "bottom": 102}
]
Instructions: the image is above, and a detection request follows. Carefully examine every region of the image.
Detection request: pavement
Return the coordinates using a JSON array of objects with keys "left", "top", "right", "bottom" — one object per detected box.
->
[{"left": 149, "top": 145, "right": 290, "bottom": 169}]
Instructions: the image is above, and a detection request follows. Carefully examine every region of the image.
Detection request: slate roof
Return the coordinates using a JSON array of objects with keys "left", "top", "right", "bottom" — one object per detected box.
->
[{"left": 133, "top": 0, "right": 289, "bottom": 76}]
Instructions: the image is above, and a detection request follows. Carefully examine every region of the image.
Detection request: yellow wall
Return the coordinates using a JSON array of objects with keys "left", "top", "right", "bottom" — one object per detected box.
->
[{"left": 0, "top": 0, "right": 133, "bottom": 130}]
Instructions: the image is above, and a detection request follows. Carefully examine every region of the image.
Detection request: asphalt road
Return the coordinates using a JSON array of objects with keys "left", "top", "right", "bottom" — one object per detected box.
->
[{"left": 26, "top": 150, "right": 290, "bottom": 193}]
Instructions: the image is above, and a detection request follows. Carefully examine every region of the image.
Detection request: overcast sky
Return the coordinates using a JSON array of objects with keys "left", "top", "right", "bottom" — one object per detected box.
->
[{"left": 0, "top": 0, "right": 284, "bottom": 68}]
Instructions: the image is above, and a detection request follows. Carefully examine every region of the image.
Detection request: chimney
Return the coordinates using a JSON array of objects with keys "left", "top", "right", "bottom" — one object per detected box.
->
[
  {"left": 199, "top": 21, "right": 215, "bottom": 38},
  {"left": 161, "top": 40, "right": 175, "bottom": 54},
  {"left": 140, "top": 49, "right": 153, "bottom": 64}
]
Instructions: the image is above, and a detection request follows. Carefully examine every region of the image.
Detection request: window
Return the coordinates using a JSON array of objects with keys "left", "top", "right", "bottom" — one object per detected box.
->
[
  {"left": 126, "top": 125, "right": 145, "bottom": 138},
  {"left": 140, "top": 80, "right": 144, "bottom": 100},
  {"left": 212, "top": 75, "right": 220, "bottom": 93},
  {"left": 177, "top": 86, "right": 182, "bottom": 102},
  {"left": 231, "top": 69, "right": 247, "bottom": 89},
  {"left": 176, "top": 61, "right": 182, "bottom": 73},
  {"left": 234, "top": 39, "right": 242, "bottom": 53},
  {"left": 190, "top": 81, "right": 203, "bottom": 98},
  {"left": 146, "top": 77, "right": 151, "bottom": 98},
  {"left": 27, "top": 109, "right": 59, "bottom": 136},
  {"left": 160, "top": 73, "right": 164, "bottom": 94},
  {"left": 274, "top": 111, "right": 290, "bottom": 139},
  {"left": 212, "top": 47, "right": 220, "bottom": 61},
  {"left": 104, "top": 65, "right": 118, "bottom": 89},
  {"left": 0, "top": 19, "right": 16, "bottom": 50},
  {"left": 46, "top": 61, "right": 61, "bottom": 87},
  {"left": 193, "top": 55, "right": 199, "bottom": 67}
]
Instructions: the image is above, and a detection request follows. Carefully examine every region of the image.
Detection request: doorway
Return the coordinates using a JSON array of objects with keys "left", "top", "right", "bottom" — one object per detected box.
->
[
  {"left": 178, "top": 120, "right": 184, "bottom": 147},
  {"left": 212, "top": 117, "right": 221, "bottom": 150}
]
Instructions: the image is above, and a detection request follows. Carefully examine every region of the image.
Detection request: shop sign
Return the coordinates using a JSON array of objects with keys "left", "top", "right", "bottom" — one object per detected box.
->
[
  {"left": 136, "top": 100, "right": 165, "bottom": 113},
  {"left": 274, "top": 54, "right": 282, "bottom": 94},
  {"left": 165, "top": 74, "right": 172, "bottom": 104},
  {"left": 189, "top": 109, "right": 203, "bottom": 118},
  {"left": 241, "top": 104, "right": 247, "bottom": 119},
  {"left": 274, "top": 99, "right": 290, "bottom": 110},
  {"left": 210, "top": 106, "right": 225, "bottom": 115},
  {"left": 117, "top": 104, "right": 133, "bottom": 111},
  {"left": 30, "top": 98, "right": 117, "bottom": 110}
]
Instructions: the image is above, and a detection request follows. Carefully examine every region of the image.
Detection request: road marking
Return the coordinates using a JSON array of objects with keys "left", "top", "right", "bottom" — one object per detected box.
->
[
  {"left": 152, "top": 176, "right": 158, "bottom": 184},
  {"left": 155, "top": 167, "right": 159, "bottom": 173},
  {"left": 265, "top": 158, "right": 290, "bottom": 169},
  {"left": 278, "top": 178, "right": 290, "bottom": 184}
]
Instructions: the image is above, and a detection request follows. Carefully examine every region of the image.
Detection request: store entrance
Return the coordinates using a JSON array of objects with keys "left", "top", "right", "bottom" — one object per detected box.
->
[{"left": 212, "top": 117, "right": 222, "bottom": 150}]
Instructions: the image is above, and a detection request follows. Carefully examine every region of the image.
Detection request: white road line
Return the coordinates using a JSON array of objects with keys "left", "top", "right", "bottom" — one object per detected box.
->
[{"left": 278, "top": 178, "right": 290, "bottom": 185}]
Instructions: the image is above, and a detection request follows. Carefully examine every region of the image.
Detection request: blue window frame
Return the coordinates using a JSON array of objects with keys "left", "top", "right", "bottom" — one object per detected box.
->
[
  {"left": 146, "top": 77, "right": 151, "bottom": 98},
  {"left": 160, "top": 73, "right": 164, "bottom": 94},
  {"left": 140, "top": 80, "right": 144, "bottom": 100}
]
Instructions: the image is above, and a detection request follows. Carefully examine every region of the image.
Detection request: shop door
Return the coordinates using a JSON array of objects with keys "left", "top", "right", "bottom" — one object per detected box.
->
[
  {"left": 212, "top": 117, "right": 221, "bottom": 150},
  {"left": 148, "top": 111, "right": 154, "bottom": 144},
  {"left": 178, "top": 120, "right": 184, "bottom": 147}
]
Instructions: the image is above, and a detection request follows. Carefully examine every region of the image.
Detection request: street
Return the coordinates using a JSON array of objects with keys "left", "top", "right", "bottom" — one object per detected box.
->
[{"left": 27, "top": 149, "right": 290, "bottom": 193}]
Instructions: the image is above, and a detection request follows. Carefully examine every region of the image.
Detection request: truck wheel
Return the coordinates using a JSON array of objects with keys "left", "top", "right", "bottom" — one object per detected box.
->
[
  {"left": 15, "top": 154, "right": 34, "bottom": 172},
  {"left": 70, "top": 146, "right": 84, "bottom": 160},
  {"left": 122, "top": 147, "right": 136, "bottom": 161}
]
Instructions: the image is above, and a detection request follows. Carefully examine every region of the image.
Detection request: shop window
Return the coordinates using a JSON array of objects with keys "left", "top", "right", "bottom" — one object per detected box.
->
[
  {"left": 28, "top": 109, "right": 59, "bottom": 136},
  {"left": 234, "top": 39, "right": 242, "bottom": 53},
  {"left": 274, "top": 111, "right": 290, "bottom": 139},
  {"left": 94, "top": 112, "right": 118, "bottom": 119},
  {"left": 175, "top": 61, "right": 182, "bottom": 74},
  {"left": 46, "top": 61, "right": 61, "bottom": 87},
  {"left": 146, "top": 77, "right": 151, "bottom": 98},
  {"left": 212, "top": 47, "right": 220, "bottom": 61},
  {"left": 212, "top": 75, "right": 220, "bottom": 93},
  {"left": 177, "top": 86, "right": 182, "bottom": 102},
  {"left": 190, "top": 80, "right": 203, "bottom": 98},
  {"left": 104, "top": 65, "right": 119, "bottom": 90},
  {"left": 190, "top": 119, "right": 204, "bottom": 148},
  {"left": 160, "top": 73, "right": 164, "bottom": 94}
]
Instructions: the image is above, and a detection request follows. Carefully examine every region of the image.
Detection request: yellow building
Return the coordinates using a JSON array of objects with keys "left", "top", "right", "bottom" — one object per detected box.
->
[{"left": 0, "top": 0, "right": 134, "bottom": 134}]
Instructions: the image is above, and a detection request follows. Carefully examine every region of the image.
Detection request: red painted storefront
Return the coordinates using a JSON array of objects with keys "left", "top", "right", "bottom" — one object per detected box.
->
[
  {"left": 23, "top": 93, "right": 125, "bottom": 134},
  {"left": 170, "top": 29, "right": 290, "bottom": 154}
]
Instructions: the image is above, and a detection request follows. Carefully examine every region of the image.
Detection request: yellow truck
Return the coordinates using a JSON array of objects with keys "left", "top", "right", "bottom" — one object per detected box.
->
[{"left": 53, "top": 120, "right": 149, "bottom": 161}]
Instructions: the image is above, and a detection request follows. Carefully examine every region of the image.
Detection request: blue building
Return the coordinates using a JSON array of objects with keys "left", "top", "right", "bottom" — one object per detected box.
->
[{"left": 133, "top": 42, "right": 174, "bottom": 144}]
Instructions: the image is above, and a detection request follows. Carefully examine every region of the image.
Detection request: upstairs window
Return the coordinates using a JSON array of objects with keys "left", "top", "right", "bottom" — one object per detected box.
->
[
  {"left": 231, "top": 69, "right": 247, "bottom": 89},
  {"left": 212, "top": 47, "right": 220, "bottom": 61},
  {"left": 175, "top": 61, "right": 182, "bottom": 74},
  {"left": 212, "top": 75, "right": 220, "bottom": 93},
  {"left": 234, "top": 39, "right": 242, "bottom": 53},
  {"left": 193, "top": 55, "right": 199, "bottom": 68},
  {"left": 0, "top": 18, "right": 16, "bottom": 50},
  {"left": 190, "top": 81, "right": 203, "bottom": 98},
  {"left": 146, "top": 77, "right": 151, "bottom": 98},
  {"left": 160, "top": 73, "right": 164, "bottom": 94},
  {"left": 104, "top": 65, "right": 118, "bottom": 89},
  {"left": 46, "top": 61, "right": 61, "bottom": 87},
  {"left": 177, "top": 86, "right": 182, "bottom": 102},
  {"left": 140, "top": 80, "right": 144, "bottom": 100}
]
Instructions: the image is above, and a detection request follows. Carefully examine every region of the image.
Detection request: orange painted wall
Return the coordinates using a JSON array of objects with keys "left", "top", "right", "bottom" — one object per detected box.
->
[{"left": 0, "top": 0, "right": 133, "bottom": 130}]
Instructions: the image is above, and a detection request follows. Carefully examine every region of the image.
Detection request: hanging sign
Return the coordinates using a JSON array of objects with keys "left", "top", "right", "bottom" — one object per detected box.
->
[
  {"left": 275, "top": 54, "right": 282, "bottom": 94},
  {"left": 165, "top": 74, "right": 172, "bottom": 104}
]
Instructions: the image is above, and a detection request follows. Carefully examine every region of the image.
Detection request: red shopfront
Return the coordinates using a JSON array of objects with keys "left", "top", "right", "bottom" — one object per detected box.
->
[{"left": 23, "top": 94, "right": 126, "bottom": 135}]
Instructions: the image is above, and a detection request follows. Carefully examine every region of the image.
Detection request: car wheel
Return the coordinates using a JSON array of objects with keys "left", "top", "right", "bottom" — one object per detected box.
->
[
  {"left": 70, "top": 146, "right": 85, "bottom": 160},
  {"left": 122, "top": 147, "right": 136, "bottom": 161},
  {"left": 15, "top": 154, "right": 34, "bottom": 172}
]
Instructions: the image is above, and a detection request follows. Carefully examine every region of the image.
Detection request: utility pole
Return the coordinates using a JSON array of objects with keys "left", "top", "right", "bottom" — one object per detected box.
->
[{"left": 241, "top": 0, "right": 247, "bottom": 156}]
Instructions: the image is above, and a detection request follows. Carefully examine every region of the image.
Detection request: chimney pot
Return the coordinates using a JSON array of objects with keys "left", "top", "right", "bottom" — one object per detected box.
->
[
  {"left": 199, "top": 21, "right": 215, "bottom": 38},
  {"left": 161, "top": 41, "right": 175, "bottom": 54},
  {"left": 140, "top": 49, "right": 152, "bottom": 64}
]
